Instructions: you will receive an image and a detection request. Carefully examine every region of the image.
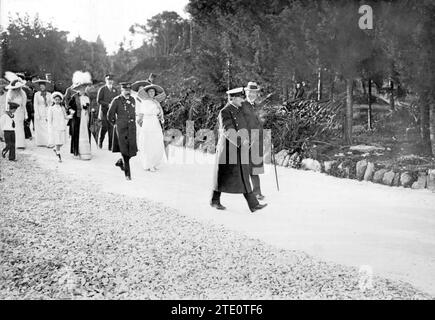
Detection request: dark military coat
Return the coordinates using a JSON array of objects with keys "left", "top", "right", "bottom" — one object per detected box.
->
[
  {"left": 107, "top": 94, "right": 137, "bottom": 157},
  {"left": 212, "top": 103, "right": 252, "bottom": 194},
  {"left": 241, "top": 101, "right": 265, "bottom": 175},
  {"left": 97, "top": 85, "right": 119, "bottom": 120}
]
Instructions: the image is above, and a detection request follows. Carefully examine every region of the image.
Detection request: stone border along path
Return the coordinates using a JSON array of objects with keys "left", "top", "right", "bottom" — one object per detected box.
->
[
  {"left": 0, "top": 154, "right": 432, "bottom": 299},
  {"left": 274, "top": 150, "right": 435, "bottom": 191}
]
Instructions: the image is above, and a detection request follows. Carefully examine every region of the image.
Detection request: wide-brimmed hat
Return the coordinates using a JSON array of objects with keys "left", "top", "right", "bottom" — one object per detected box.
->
[
  {"left": 142, "top": 84, "right": 164, "bottom": 95},
  {"left": 244, "top": 81, "right": 260, "bottom": 92},
  {"left": 5, "top": 79, "right": 25, "bottom": 90},
  {"left": 51, "top": 91, "right": 64, "bottom": 100},
  {"left": 131, "top": 80, "right": 151, "bottom": 92},
  {"left": 33, "top": 79, "right": 51, "bottom": 85},
  {"left": 72, "top": 71, "right": 92, "bottom": 89}
]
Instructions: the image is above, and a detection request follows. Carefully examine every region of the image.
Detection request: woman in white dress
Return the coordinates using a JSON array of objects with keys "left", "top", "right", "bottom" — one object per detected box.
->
[
  {"left": 5, "top": 73, "right": 27, "bottom": 149},
  {"left": 136, "top": 84, "right": 166, "bottom": 171},
  {"left": 33, "top": 80, "right": 53, "bottom": 147}
]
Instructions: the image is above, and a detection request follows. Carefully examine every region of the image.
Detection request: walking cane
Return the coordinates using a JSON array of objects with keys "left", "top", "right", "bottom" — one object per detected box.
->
[{"left": 271, "top": 143, "right": 280, "bottom": 191}]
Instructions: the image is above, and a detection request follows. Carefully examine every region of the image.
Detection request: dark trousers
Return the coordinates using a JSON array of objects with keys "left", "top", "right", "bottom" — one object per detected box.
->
[
  {"left": 211, "top": 190, "right": 259, "bottom": 210},
  {"left": 99, "top": 119, "right": 113, "bottom": 150},
  {"left": 250, "top": 174, "right": 262, "bottom": 196},
  {"left": 122, "top": 154, "right": 131, "bottom": 178},
  {"left": 2, "top": 131, "right": 16, "bottom": 160}
]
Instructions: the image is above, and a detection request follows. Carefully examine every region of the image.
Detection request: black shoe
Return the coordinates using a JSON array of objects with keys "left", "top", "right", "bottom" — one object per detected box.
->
[
  {"left": 1, "top": 150, "right": 6, "bottom": 158},
  {"left": 210, "top": 202, "right": 226, "bottom": 210},
  {"left": 250, "top": 203, "right": 268, "bottom": 213},
  {"left": 115, "top": 159, "right": 124, "bottom": 171},
  {"left": 98, "top": 143, "right": 103, "bottom": 149},
  {"left": 125, "top": 175, "right": 131, "bottom": 181},
  {"left": 9, "top": 159, "right": 17, "bottom": 162},
  {"left": 256, "top": 194, "right": 265, "bottom": 201}
]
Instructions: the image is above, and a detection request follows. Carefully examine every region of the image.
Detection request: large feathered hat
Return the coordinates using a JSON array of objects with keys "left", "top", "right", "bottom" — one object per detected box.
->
[
  {"left": 72, "top": 71, "right": 92, "bottom": 89},
  {"left": 4, "top": 72, "right": 26, "bottom": 90}
]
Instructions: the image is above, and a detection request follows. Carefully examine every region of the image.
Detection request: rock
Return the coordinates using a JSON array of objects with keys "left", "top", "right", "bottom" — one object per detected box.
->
[
  {"left": 363, "top": 162, "right": 375, "bottom": 181},
  {"left": 356, "top": 160, "right": 368, "bottom": 180},
  {"left": 287, "top": 152, "right": 302, "bottom": 168},
  {"left": 400, "top": 172, "right": 414, "bottom": 188},
  {"left": 412, "top": 172, "right": 427, "bottom": 189},
  {"left": 373, "top": 169, "right": 387, "bottom": 184},
  {"left": 393, "top": 173, "right": 401, "bottom": 187},
  {"left": 337, "top": 163, "right": 350, "bottom": 178},
  {"left": 324, "top": 161, "right": 336, "bottom": 174},
  {"left": 301, "top": 158, "right": 322, "bottom": 172},
  {"left": 275, "top": 150, "right": 289, "bottom": 166},
  {"left": 282, "top": 154, "right": 291, "bottom": 167},
  {"left": 349, "top": 145, "right": 385, "bottom": 153},
  {"left": 427, "top": 169, "right": 435, "bottom": 191},
  {"left": 382, "top": 171, "right": 395, "bottom": 186}
]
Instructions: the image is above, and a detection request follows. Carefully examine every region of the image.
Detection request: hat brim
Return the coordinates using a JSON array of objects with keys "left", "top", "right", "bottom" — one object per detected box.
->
[
  {"left": 5, "top": 83, "right": 25, "bottom": 90},
  {"left": 132, "top": 80, "right": 151, "bottom": 92},
  {"left": 244, "top": 87, "right": 260, "bottom": 91},
  {"left": 34, "top": 80, "right": 51, "bottom": 85},
  {"left": 142, "top": 84, "right": 164, "bottom": 95},
  {"left": 52, "top": 92, "right": 64, "bottom": 100},
  {"left": 72, "top": 82, "right": 92, "bottom": 89}
]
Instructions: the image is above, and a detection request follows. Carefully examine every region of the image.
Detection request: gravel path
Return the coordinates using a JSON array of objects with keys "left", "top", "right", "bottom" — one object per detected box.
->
[{"left": 0, "top": 154, "right": 432, "bottom": 299}]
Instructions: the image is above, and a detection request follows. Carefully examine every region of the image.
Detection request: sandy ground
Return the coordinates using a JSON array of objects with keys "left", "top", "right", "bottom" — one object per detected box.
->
[{"left": 6, "top": 137, "right": 435, "bottom": 296}]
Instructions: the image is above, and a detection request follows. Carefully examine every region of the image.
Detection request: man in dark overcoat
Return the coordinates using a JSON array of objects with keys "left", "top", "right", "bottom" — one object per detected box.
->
[
  {"left": 107, "top": 82, "right": 137, "bottom": 180},
  {"left": 242, "top": 81, "right": 265, "bottom": 200},
  {"left": 210, "top": 87, "right": 267, "bottom": 213},
  {"left": 97, "top": 74, "right": 119, "bottom": 150}
]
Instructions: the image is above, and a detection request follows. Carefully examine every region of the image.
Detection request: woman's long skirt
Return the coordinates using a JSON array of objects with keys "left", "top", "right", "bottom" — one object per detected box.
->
[
  {"left": 35, "top": 118, "right": 49, "bottom": 146},
  {"left": 70, "top": 110, "right": 91, "bottom": 160},
  {"left": 138, "top": 115, "right": 166, "bottom": 170}
]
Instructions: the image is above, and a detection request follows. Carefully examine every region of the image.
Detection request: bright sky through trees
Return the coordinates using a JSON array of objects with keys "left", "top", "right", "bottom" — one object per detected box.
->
[{"left": 0, "top": 0, "right": 189, "bottom": 53}]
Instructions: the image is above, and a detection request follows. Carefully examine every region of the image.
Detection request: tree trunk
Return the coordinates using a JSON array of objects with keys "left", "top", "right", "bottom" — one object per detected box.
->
[
  {"left": 420, "top": 94, "right": 431, "bottom": 153},
  {"left": 367, "top": 79, "right": 373, "bottom": 130},
  {"left": 282, "top": 80, "right": 288, "bottom": 102},
  {"left": 329, "top": 73, "right": 335, "bottom": 101},
  {"left": 429, "top": 101, "right": 435, "bottom": 157},
  {"left": 344, "top": 78, "right": 354, "bottom": 144},
  {"left": 389, "top": 80, "right": 395, "bottom": 111},
  {"left": 317, "top": 67, "right": 322, "bottom": 101},
  {"left": 227, "top": 57, "right": 231, "bottom": 91}
]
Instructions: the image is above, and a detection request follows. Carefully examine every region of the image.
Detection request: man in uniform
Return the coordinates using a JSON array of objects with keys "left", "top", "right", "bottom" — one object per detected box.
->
[
  {"left": 210, "top": 87, "right": 267, "bottom": 213},
  {"left": 107, "top": 82, "right": 137, "bottom": 180},
  {"left": 242, "top": 81, "right": 266, "bottom": 200},
  {"left": 97, "top": 74, "right": 119, "bottom": 150}
]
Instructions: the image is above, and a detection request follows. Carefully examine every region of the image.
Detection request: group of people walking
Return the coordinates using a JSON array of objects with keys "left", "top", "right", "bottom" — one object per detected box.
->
[
  {"left": 0, "top": 71, "right": 167, "bottom": 179},
  {"left": 1, "top": 70, "right": 269, "bottom": 213}
]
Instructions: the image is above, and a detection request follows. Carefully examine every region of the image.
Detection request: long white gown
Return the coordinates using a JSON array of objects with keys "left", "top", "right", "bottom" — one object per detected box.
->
[
  {"left": 137, "top": 98, "right": 166, "bottom": 170},
  {"left": 6, "top": 89, "right": 27, "bottom": 148},
  {"left": 33, "top": 91, "right": 53, "bottom": 146},
  {"left": 78, "top": 95, "right": 91, "bottom": 160}
]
